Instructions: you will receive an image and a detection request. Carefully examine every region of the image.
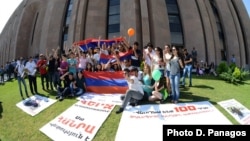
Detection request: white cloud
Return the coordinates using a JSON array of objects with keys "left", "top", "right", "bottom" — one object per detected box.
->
[{"left": 0, "top": 0, "right": 22, "bottom": 33}]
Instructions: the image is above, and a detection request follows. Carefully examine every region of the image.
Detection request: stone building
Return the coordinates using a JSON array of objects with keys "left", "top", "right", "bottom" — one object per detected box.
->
[{"left": 0, "top": 0, "right": 249, "bottom": 68}]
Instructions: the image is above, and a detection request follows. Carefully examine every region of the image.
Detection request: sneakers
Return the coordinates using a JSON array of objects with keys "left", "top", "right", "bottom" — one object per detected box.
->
[
  {"left": 120, "top": 95, "right": 125, "bottom": 101},
  {"left": 129, "top": 103, "right": 137, "bottom": 107},
  {"left": 116, "top": 108, "right": 124, "bottom": 114},
  {"left": 59, "top": 96, "right": 64, "bottom": 101},
  {"left": 189, "top": 84, "right": 192, "bottom": 87}
]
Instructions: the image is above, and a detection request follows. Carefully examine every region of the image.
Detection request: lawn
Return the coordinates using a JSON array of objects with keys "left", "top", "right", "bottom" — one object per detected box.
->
[{"left": 0, "top": 75, "right": 249, "bottom": 141}]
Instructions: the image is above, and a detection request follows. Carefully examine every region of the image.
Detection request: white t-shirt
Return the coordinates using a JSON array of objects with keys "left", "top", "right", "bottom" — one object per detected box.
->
[
  {"left": 165, "top": 53, "right": 172, "bottom": 71},
  {"left": 128, "top": 75, "right": 144, "bottom": 95},
  {"left": 25, "top": 61, "right": 37, "bottom": 76}
]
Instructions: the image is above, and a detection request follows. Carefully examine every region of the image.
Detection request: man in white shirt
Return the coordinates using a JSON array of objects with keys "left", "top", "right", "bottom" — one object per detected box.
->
[
  {"left": 25, "top": 57, "right": 38, "bottom": 95},
  {"left": 116, "top": 68, "right": 144, "bottom": 114},
  {"left": 15, "top": 57, "right": 29, "bottom": 100}
]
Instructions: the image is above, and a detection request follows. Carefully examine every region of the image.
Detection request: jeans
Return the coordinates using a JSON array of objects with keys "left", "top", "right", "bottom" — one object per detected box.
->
[
  {"left": 28, "top": 75, "right": 38, "bottom": 94},
  {"left": 170, "top": 73, "right": 180, "bottom": 102},
  {"left": 121, "top": 90, "right": 143, "bottom": 109},
  {"left": 48, "top": 71, "right": 55, "bottom": 90},
  {"left": 182, "top": 64, "right": 192, "bottom": 86},
  {"left": 17, "top": 76, "right": 28, "bottom": 97},
  {"left": 41, "top": 73, "right": 49, "bottom": 89}
]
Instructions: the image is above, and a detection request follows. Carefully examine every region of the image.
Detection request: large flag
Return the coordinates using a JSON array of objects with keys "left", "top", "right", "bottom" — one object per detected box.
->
[
  {"left": 99, "top": 50, "right": 133, "bottom": 64},
  {"left": 83, "top": 71, "right": 128, "bottom": 94},
  {"left": 73, "top": 37, "right": 124, "bottom": 51}
]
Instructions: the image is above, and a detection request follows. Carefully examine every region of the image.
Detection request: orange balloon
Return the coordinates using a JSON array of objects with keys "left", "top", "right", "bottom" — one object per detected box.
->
[{"left": 128, "top": 28, "right": 135, "bottom": 36}]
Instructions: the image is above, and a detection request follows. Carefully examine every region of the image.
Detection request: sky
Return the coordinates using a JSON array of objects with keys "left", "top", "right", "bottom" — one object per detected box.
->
[{"left": 0, "top": 0, "right": 250, "bottom": 34}]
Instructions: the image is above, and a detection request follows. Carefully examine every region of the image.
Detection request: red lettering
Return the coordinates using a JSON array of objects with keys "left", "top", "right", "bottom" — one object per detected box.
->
[
  {"left": 103, "top": 104, "right": 114, "bottom": 110},
  {"left": 85, "top": 125, "right": 96, "bottom": 134},
  {"left": 88, "top": 101, "right": 96, "bottom": 106},
  {"left": 76, "top": 123, "right": 86, "bottom": 129},
  {"left": 69, "top": 120, "right": 77, "bottom": 127}
]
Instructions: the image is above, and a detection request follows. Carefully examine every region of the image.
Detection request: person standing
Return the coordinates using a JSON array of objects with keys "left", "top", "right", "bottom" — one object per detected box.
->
[
  {"left": 191, "top": 47, "right": 197, "bottom": 65},
  {"left": 181, "top": 48, "right": 193, "bottom": 87},
  {"left": 231, "top": 54, "right": 236, "bottom": 64},
  {"left": 25, "top": 57, "right": 38, "bottom": 95},
  {"left": 37, "top": 54, "right": 49, "bottom": 90},
  {"left": 169, "top": 47, "right": 184, "bottom": 103},
  {"left": 15, "top": 57, "right": 29, "bottom": 100},
  {"left": 130, "top": 41, "right": 142, "bottom": 71},
  {"left": 163, "top": 44, "right": 172, "bottom": 96}
]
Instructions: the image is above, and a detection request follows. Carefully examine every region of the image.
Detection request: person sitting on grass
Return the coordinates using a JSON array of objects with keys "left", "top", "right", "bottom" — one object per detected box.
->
[
  {"left": 116, "top": 68, "right": 144, "bottom": 114},
  {"left": 148, "top": 75, "right": 167, "bottom": 103},
  {"left": 72, "top": 71, "right": 86, "bottom": 97},
  {"left": 56, "top": 72, "right": 75, "bottom": 101}
]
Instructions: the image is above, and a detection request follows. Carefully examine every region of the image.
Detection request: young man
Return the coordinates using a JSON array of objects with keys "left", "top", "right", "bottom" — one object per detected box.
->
[
  {"left": 15, "top": 57, "right": 29, "bottom": 100},
  {"left": 25, "top": 57, "right": 38, "bottom": 95},
  {"left": 116, "top": 68, "right": 144, "bottom": 114},
  {"left": 181, "top": 48, "right": 193, "bottom": 87},
  {"left": 37, "top": 54, "right": 49, "bottom": 90},
  {"left": 56, "top": 72, "right": 76, "bottom": 101}
]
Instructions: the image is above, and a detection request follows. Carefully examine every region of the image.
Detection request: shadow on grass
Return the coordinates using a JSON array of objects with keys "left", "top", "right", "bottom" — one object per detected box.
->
[
  {"left": 0, "top": 101, "right": 3, "bottom": 119},
  {"left": 190, "top": 85, "right": 214, "bottom": 89},
  {"left": 178, "top": 91, "right": 213, "bottom": 103}
]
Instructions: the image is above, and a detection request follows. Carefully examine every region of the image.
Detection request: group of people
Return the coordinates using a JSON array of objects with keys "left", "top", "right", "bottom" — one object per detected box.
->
[
  {"left": 3, "top": 37, "right": 199, "bottom": 112},
  {"left": 116, "top": 43, "right": 196, "bottom": 114}
]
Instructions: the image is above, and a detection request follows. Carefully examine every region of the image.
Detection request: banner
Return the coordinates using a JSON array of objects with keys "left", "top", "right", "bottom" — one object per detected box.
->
[
  {"left": 115, "top": 101, "right": 232, "bottom": 141},
  {"left": 76, "top": 92, "right": 123, "bottom": 105},
  {"left": 16, "top": 95, "right": 57, "bottom": 116},
  {"left": 40, "top": 100, "right": 115, "bottom": 141},
  {"left": 218, "top": 99, "right": 250, "bottom": 124},
  {"left": 84, "top": 71, "right": 128, "bottom": 94}
]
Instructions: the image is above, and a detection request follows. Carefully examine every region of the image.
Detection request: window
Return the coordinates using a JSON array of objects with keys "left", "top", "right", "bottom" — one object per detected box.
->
[
  {"left": 61, "top": 0, "right": 74, "bottom": 51},
  {"left": 165, "top": 0, "right": 183, "bottom": 45},
  {"left": 107, "top": 0, "right": 120, "bottom": 38}
]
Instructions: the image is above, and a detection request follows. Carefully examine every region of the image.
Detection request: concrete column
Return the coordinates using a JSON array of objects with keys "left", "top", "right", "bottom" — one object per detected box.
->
[
  {"left": 120, "top": 0, "right": 141, "bottom": 45},
  {"left": 195, "top": 0, "right": 215, "bottom": 64},
  {"left": 232, "top": 0, "right": 250, "bottom": 67},
  {"left": 177, "top": 0, "right": 205, "bottom": 62},
  {"left": 204, "top": 0, "right": 222, "bottom": 65},
  {"left": 147, "top": 0, "right": 169, "bottom": 47},
  {"left": 39, "top": 0, "right": 54, "bottom": 54},
  {"left": 227, "top": 0, "right": 245, "bottom": 67},
  {"left": 74, "top": 0, "right": 88, "bottom": 42},
  {"left": 44, "top": 0, "right": 67, "bottom": 52},
  {"left": 215, "top": 0, "right": 240, "bottom": 65},
  {"left": 140, "top": 0, "right": 151, "bottom": 47},
  {"left": 84, "top": 0, "right": 108, "bottom": 39}
]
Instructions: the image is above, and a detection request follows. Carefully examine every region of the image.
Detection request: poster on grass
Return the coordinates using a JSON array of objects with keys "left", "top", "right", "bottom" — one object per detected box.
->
[
  {"left": 16, "top": 95, "right": 57, "bottom": 116},
  {"left": 77, "top": 92, "right": 123, "bottom": 105},
  {"left": 40, "top": 100, "right": 115, "bottom": 141},
  {"left": 115, "top": 101, "right": 232, "bottom": 141},
  {"left": 218, "top": 99, "right": 250, "bottom": 124}
]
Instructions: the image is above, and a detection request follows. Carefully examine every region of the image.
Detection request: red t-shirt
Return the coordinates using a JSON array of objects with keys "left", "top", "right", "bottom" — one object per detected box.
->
[{"left": 37, "top": 59, "right": 48, "bottom": 75}]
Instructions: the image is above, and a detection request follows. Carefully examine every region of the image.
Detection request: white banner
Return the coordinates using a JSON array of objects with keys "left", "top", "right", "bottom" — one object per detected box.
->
[
  {"left": 115, "top": 101, "right": 232, "bottom": 141},
  {"left": 77, "top": 92, "right": 123, "bottom": 105},
  {"left": 16, "top": 95, "right": 57, "bottom": 116},
  {"left": 218, "top": 99, "right": 250, "bottom": 124},
  {"left": 40, "top": 100, "right": 115, "bottom": 141}
]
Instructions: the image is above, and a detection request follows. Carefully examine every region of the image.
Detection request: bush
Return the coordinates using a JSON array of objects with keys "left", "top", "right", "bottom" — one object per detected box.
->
[
  {"left": 216, "top": 61, "right": 228, "bottom": 75},
  {"left": 219, "top": 65, "right": 250, "bottom": 84}
]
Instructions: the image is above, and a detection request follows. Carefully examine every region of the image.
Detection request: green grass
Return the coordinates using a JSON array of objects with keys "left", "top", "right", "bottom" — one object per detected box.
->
[{"left": 0, "top": 75, "right": 250, "bottom": 141}]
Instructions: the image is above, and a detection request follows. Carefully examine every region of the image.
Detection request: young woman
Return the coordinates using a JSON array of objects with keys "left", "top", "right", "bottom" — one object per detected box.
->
[
  {"left": 141, "top": 64, "right": 154, "bottom": 100},
  {"left": 163, "top": 44, "right": 172, "bottom": 96},
  {"left": 169, "top": 46, "right": 184, "bottom": 103},
  {"left": 85, "top": 62, "right": 94, "bottom": 72}
]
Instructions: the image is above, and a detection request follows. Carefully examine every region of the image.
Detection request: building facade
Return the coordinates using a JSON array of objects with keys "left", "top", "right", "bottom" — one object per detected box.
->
[{"left": 0, "top": 0, "right": 249, "bottom": 68}]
